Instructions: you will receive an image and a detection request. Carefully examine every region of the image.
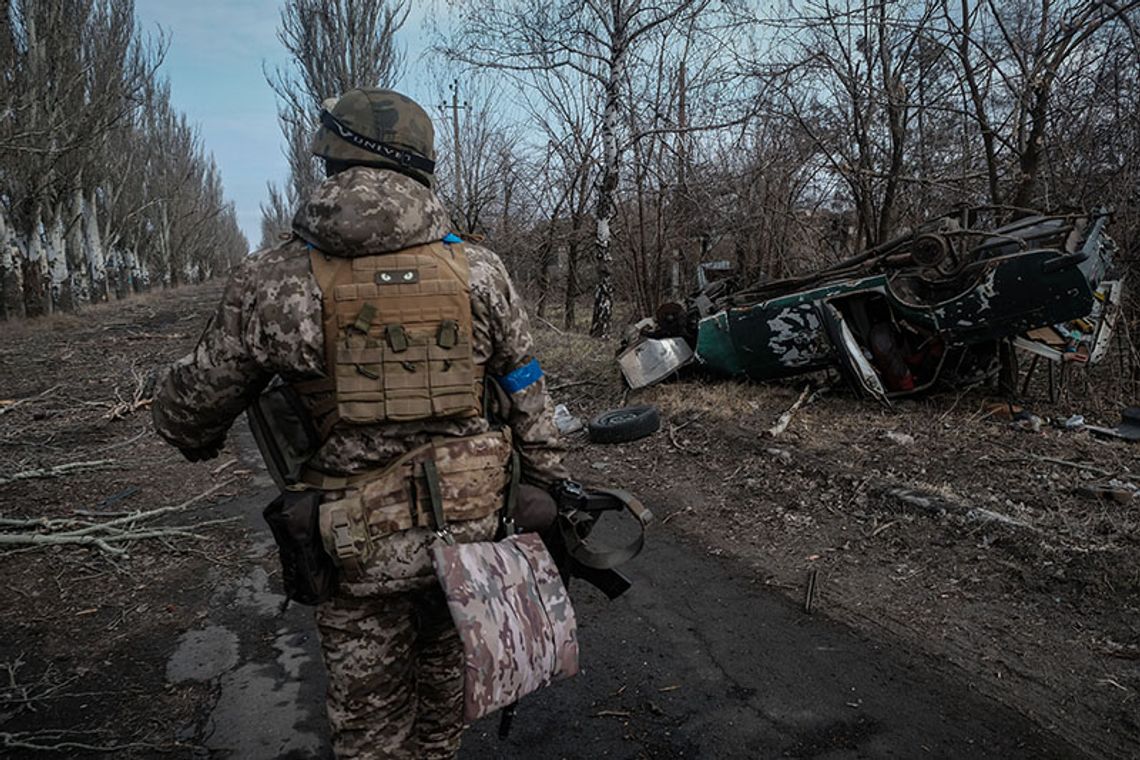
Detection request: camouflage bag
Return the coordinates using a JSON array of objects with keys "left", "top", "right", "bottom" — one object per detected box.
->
[{"left": 431, "top": 531, "right": 579, "bottom": 721}]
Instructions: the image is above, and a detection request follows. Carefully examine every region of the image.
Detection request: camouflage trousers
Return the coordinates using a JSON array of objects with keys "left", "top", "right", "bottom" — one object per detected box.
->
[{"left": 316, "top": 586, "right": 464, "bottom": 759}]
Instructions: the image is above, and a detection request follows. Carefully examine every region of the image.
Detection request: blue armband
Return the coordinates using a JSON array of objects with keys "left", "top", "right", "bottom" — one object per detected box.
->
[
  {"left": 497, "top": 358, "right": 543, "bottom": 394},
  {"left": 442, "top": 233, "right": 463, "bottom": 244}
]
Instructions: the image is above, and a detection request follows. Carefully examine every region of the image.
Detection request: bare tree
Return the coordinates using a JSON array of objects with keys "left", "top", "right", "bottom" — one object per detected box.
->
[
  {"left": 443, "top": 0, "right": 712, "bottom": 337},
  {"left": 260, "top": 0, "right": 410, "bottom": 242},
  {"left": 0, "top": 1, "right": 247, "bottom": 320}
]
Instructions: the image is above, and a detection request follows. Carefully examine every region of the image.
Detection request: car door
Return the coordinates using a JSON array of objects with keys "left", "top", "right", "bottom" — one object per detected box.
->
[{"left": 818, "top": 302, "right": 890, "bottom": 404}]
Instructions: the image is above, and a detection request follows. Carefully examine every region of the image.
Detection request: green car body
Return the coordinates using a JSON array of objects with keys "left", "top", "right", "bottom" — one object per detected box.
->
[{"left": 678, "top": 210, "right": 1117, "bottom": 397}]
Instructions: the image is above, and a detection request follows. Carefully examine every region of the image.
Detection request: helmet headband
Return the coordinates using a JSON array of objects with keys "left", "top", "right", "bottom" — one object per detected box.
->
[{"left": 319, "top": 109, "right": 436, "bottom": 175}]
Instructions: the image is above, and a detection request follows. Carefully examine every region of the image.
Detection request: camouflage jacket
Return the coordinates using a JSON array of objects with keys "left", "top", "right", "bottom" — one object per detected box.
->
[{"left": 153, "top": 168, "right": 567, "bottom": 592}]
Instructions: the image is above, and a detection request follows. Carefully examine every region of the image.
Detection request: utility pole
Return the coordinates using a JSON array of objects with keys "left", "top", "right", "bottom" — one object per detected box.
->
[{"left": 439, "top": 79, "right": 469, "bottom": 230}]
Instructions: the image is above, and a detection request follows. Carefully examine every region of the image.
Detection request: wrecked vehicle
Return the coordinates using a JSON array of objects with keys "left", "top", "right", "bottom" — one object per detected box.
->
[{"left": 620, "top": 208, "right": 1123, "bottom": 399}]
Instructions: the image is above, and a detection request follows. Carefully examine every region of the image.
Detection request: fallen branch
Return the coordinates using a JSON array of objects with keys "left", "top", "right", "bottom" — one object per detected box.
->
[
  {"left": 0, "top": 731, "right": 171, "bottom": 753},
  {"left": 766, "top": 385, "right": 824, "bottom": 437},
  {"left": 536, "top": 316, "right": 565, "bottom": 335},
  {"left": 548, "top": 380, "right": 599, "bottom": 393},
  {"left": 91, "top": 429, "right": 149, "bottom": 454},
  {"left": 1007, "top": 450, "right": 1140, "bottom": 482},
  {"left": 667, "top": 424, "right": 686, "bottom": 451},
  {"left": 56, "top": 479, "right": 233, "bottom": 537},
  {"left": 0, "top": 385, "right": 61, "bottom": 418},
  {"left": 880, "top": 486, "right": 1036, "bottom": 532},
  {"left": 593, "top": 710, "right": 632, "bottom": 719},
  {"left": 0, "top": 460, "right": 118, "bottom": 487},
  {"left": 122, "top": 331, "right": 188, "bottom": 341},
  {"left": 105, "top": 368, "right": 155, "bottom": 421},
  {"left": 667, "top": 414, "right": 704, "bottom": 452},
  {"left": 0, "top": 479, "right": 238, "bottom": 557}
]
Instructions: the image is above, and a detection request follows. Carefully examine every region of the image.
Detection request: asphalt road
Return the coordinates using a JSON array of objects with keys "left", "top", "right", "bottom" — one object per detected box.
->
[
  {"left": 172, "top": 458, "right": 1082, "bottom": 760},
  {"left": 462, "top": 526, "right": 1077, "bottom": 760}
]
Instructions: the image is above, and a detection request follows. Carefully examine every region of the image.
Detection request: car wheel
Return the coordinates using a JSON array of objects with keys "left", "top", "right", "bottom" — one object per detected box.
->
[{"left": 587, "top": 404, "right": 661, "bottom": 443}]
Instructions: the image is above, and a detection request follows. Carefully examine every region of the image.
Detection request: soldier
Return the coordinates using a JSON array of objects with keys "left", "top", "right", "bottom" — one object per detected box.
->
[{"left": 152, "top": 87, "right": 568, "bottom": 759}]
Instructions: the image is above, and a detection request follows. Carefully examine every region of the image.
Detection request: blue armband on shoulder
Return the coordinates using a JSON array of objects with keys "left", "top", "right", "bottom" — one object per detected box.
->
[
  {"left": 442, "top": 233, "right": 463, "bottom": 244},
  {"left": 497, "top": 358, "right": 543, "bottom": 394}
]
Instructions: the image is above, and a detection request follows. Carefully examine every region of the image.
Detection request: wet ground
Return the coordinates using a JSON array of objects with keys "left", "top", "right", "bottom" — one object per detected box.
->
[{"left": 153, "top": 429, "right": 1080, "bottom": 759}]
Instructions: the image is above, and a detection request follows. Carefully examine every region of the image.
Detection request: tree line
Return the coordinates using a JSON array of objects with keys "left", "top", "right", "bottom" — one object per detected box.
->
[
  {"left": 429, "top": 0, "right": 1140, "bottom": 343},
  {"left": 262, "top": 0, "right": 1140, "bottom": 346},
  {"left": 0, "top": 0, "right": 247, "bottom": 320}
]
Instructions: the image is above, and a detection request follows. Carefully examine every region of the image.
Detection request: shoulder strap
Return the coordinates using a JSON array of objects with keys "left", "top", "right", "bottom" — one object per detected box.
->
[{"left": 557, "top": 489, "right": 654, "bottom": 570}]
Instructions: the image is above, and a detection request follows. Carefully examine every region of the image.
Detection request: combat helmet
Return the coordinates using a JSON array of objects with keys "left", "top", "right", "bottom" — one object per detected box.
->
[{"left": 312, "top": 88, "right": 436, "bottom": 187}]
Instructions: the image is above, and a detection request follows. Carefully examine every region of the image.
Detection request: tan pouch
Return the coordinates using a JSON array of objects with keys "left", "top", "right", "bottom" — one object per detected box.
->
[
  {"left": 318, "top": 494, "right": 372, "bottom": 579},
  {"left": 413, "top": 428, "right": 513, "bottom": 524},
  {"left": 317, "top": 430, "right": 514, "bottom": 574}
]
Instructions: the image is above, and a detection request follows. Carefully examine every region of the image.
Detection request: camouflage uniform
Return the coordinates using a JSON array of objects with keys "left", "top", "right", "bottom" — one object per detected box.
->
[{"left": 153, "top": 166, "right": 568, "bottom": 759}]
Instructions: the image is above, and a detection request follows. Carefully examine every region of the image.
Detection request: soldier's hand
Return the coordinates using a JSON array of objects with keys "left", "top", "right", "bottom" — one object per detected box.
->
[{"left": 179, "top": 439, "right": 224, "bottom": 462}]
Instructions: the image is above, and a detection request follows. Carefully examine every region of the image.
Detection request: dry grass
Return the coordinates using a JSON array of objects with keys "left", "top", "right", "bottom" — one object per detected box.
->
[
  {"left": 529, "top": 319, "right": 622, "bottom": 393},
  {"left": 638, "top": 378, "right": 785, "bottom": 422}
]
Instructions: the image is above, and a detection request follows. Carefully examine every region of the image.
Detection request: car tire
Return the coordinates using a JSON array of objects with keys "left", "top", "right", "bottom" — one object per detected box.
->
[{"left": 588, "top": 404, "right": 661, "bottom": 444}]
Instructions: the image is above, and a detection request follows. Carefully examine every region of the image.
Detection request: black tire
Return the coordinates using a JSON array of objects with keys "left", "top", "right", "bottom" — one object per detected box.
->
[{"left": 588, "top": 404, "right": 661, "bottom": 444}]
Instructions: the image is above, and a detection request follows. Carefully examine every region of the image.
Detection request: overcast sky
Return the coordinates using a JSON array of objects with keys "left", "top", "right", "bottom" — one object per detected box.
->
[{"left": 133, "top": 1, "right": 438, "bottom": 249}]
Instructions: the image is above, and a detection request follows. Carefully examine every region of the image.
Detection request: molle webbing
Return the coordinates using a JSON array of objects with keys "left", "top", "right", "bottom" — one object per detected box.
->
[
  {"left": 315, "top": 429, "right": 514, "bottom": 575},
  {"left": 306, "top": 240, "right": 484, "bottom": 427}
]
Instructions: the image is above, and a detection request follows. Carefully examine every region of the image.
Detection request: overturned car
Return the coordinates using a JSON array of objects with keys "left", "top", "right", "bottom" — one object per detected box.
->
[{"left": 620, "top": 208, "right": 1123, "bottom": 400}]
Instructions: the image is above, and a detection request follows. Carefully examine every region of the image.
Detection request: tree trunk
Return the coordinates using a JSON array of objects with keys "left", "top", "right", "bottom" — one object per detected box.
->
[
  {"left": 565, "top": 221, "right": 580, "bottom": 330},
  {"left": 21, "top": 204, "right": 47, "bottom": 317},
  {"left": 589, "top": 18, "right": 626, "bottom": 338},
  {"left": 0, "top": 208, "right": 25, "bottom": 320},
  {"left": 1011, "top": 81, "right": 1051, "bottom": 210},
  {"left": 45, "top": 203, "right": 70, "bottom": 312},
  {"left": 85, "top": 189, "right": 108, "bottom": 303},
  {"left": 65, "top": 186, "right": 90, "bottom": 308}
]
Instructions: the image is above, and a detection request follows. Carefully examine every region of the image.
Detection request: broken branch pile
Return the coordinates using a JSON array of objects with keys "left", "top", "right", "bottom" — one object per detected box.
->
[
  {"left": 105, "top": 367, "right": 155, "bottom": 421},
  {"left": 0, "top": 480, "right": 238, "bottom": 557}
]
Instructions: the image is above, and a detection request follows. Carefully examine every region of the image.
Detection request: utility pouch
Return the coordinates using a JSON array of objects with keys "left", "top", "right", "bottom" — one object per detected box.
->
[
  {"left": 247, "top": 377, "right": 321, "bottom": 491},
  {"left": 263, "top": 490, "right": 339, "bottom": 606},
  {"left": 432, "top": 532, "right": 579, "bottom": 722}
]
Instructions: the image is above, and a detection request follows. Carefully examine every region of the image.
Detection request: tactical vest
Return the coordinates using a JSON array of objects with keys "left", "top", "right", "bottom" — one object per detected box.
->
[
  {"left": 250, "top": 237, "right": 512, "bottom": 592},
  {"left": 305, "top": 238, "right": 484, "bottom": 429}
]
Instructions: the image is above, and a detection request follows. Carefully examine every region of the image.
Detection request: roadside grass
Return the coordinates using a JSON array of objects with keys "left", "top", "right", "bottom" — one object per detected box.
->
[
  {"left": 532, "top": 324, "right": 616, "bottom": 384},
  {"left": 638, "top": 378, "right": 775, "bottom": 422}
]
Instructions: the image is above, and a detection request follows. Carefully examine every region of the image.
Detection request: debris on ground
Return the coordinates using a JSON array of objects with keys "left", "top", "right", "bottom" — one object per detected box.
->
[
  {"left": 1076, "top": 480, "right": 1139, "bottom": 503},
  {"left": 587, "top": 405, "right": 661, "bottom": 444},
  {"left": 553, "top": 403, "right": 583, "bottom": 434},
  {"left": 1086, "top": 406, "right": 1140, "bottom": 442},
  {"left": 1012, "top": 410, "right": 1046, "bottom": 433},
  {"left": 882, "top": 431, "right": 915, "bottom": 446},
  {"left": 1057, "top": 414, "right": 1086, "bottom": 430},
  {"left": 617, "top": 208, "right": 1122, "bottom": 403}
]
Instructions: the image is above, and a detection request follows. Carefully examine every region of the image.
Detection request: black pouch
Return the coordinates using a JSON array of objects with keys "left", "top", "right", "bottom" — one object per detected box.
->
[
  {"left": 246, "top": 378, "right": 322, "bottom": 491},
  {"left": 263, "top": 490, "right": 339, "bottom": 606}
]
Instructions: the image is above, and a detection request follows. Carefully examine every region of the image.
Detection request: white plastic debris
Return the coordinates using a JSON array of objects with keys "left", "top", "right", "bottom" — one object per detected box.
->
[
  {"left": 883, "top": 431, "right": 915, "bottom": 446},
  {"left": 553, "top": 403, "right": 583, "bottom": 434}
]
